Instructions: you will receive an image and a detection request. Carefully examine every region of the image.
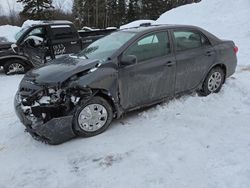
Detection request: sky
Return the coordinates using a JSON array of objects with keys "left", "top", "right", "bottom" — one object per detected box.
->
[{"left": 0, "top": 0, "right": 73, "bottom": 15}]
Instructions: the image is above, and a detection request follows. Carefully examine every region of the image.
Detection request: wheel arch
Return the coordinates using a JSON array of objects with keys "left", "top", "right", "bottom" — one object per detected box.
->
[
  {"left": 198, "top": 63, "right": 227, "bottom": 90},
  {"left": 94, "top": 89, "right": 120, "bottom": 118},
  {"left": 208, "top": 63, "right": 227, "bottom": 83},
  {"left": 212, "top": 63, "right": 227, "bottom": 76},
  {"left": 0, "top": 56, "right": 33, "bottom": 68}
]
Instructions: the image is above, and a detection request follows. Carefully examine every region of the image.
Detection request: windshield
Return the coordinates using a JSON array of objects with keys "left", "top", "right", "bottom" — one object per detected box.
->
[
  {"left": 77, "top": 31, "right": 135, "bottom": 61},
  {"left": 15, "top": 27, "right": 29, "bottom": 41}
]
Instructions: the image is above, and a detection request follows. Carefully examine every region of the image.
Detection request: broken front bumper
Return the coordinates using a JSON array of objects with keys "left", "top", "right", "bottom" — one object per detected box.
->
[{"left": 14, "top": 94, "right": 76, "bottom": 145}]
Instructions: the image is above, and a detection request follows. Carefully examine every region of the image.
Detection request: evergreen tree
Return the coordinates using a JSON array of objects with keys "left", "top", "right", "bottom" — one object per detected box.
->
[
  {"left": 117, "top": 0, "right": 126, "bottom": 25},
  {"left": 127, "top": 0, "right": 140, "bottom": 22},
  {"left": 17, "top": 0, "right": 54, "bottom": 20}
]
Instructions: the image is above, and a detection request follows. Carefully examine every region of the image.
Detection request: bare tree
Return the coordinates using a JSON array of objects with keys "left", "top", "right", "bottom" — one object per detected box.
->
[{"left": 6, "top": 0, "right": 19, "bottom": 25}]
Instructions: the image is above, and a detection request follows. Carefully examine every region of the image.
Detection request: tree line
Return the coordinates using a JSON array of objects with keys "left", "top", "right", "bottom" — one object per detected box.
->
[
  {"left": 72, "top": 0, "right": 201, "bottom": 28},
  {"left": 0, "top": 0, "right": 201, "bottom": 28}
]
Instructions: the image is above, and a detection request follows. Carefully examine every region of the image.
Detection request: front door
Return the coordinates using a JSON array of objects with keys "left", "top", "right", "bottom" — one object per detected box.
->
[
  {"left": 118, "top": 31, "right": 176, "bottom": 110},
  {"left": 20, "top": 26, "right": 48, "bottom": 67}
]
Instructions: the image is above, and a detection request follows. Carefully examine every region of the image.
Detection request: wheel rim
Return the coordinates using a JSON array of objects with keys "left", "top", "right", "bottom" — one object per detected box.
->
[
  {"left": 8, "top": 63, "right": 25, "bottom": 74},
  {"left": 208, "top": 72, "right": 222, "bottom": 92},
  {"left": 78, "top": 104, "right": 108, "bottom": 132}
]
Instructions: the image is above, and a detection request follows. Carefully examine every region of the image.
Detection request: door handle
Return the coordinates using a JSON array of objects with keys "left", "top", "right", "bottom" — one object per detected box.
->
[
  {"left": 164, "top": 61, "right": 175, "bottom": 67},
  {"left": 206, "top": 51, "right": 214, "bottom": 56},
  {"left": 71, "top": 41, "right": 77, "bottom": 45}
]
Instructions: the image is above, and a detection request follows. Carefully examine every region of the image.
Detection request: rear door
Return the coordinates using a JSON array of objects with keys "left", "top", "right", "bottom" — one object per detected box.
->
[
  {"left": 119, "top": 31, "right": 176, "bottom": 110},
  {"left": 49, "top": 24, "right": 81, "bottom": 58},
  {"left": 171, "top": 29, "right": 216, "bottom": 93}
]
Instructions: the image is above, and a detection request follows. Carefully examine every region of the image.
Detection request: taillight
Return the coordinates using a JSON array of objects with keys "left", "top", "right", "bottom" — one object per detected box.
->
[{"left": 234, "top": 46, "right": 238, "bottom": 54}]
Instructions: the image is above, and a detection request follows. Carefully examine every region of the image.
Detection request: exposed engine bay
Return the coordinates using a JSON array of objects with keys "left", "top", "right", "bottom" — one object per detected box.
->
[{"left": 15, "top": 79, "right": 96, "bottom": 144}]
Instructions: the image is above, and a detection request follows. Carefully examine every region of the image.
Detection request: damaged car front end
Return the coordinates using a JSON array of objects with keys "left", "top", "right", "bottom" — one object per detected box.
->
[{"left": 14, "top": 56, "right": 112, "bottom": 144}]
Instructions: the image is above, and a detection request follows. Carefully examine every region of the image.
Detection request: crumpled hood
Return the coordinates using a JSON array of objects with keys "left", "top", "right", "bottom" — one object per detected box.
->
[{"left": 25, "top": 56, "right": 100, "bottom": 85}]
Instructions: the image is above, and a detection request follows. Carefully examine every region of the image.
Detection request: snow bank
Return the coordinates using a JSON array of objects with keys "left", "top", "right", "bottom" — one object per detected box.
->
[
  {"left": 120, "top": 20, "right": 156, "bottom": 29},
  {"left": 0, "top": 25, "right": 21, "bottom": 42},
  {"left": 157, "top": 0, "right": 250, "bottom": 65}
]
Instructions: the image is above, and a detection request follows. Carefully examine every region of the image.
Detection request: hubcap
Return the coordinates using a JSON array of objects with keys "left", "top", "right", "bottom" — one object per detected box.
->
[
  {"left": 208, "top": 72, "right": 222, "bottom": 92},
  {"left": 8, "top": 63, "right": 25, "bottom": 74},
  {"left": 78, "top": 104, "right": 108, "bottom": 132}
]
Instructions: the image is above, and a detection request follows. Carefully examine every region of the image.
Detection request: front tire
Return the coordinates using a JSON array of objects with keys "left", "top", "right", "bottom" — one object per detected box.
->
[
  {"left": 73, "top": 96, "right": 113, "bottom": 137},
  {"left": 198, "top": 67, "right": 225, "bottom": 96},
  {"left": 3, "top": 59, "right": 29, "bottom": 75}
]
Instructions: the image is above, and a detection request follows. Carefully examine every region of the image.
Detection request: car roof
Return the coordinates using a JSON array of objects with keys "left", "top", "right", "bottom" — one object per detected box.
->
[{"left": 121, "top": 24, "right": 202, "bottom": 33}]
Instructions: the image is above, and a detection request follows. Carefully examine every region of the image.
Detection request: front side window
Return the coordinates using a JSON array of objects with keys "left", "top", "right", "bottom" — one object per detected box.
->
[
  {"left": 124, "top": 32, "right": 170, "bottom": 63},
  {"left": 138, "top": 35, "right": 159, "bottom": 45},
  {"left": 173, "top": 30, "right": 209, "bottom": 51},
  {"left": 27, "top": 27, "right": 46, "bottom": 39}
]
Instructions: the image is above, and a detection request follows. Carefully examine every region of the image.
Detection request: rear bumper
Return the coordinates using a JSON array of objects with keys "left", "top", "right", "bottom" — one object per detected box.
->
[{"left": 14, "top": 96, "right": 76, "bottom": 145}]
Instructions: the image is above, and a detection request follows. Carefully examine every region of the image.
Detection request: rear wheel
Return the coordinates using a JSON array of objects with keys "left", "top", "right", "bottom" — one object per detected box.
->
[
  {"left": 198, "top": 67, "right": 225, "bottom": 96},
  {"left": 3, "top": 59, "right": 29, "bottom": 75},
  {"left": 73, "top": 96, "right": 113, "bottom": 137}
]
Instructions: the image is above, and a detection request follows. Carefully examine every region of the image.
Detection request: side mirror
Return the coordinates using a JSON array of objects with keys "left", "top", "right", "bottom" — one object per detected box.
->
[
  {"left": 120, "top": 55, "right": 137, "bottom": 66},
  {"left": 11, "top": 44, "right": 18, "bottom": 53}
]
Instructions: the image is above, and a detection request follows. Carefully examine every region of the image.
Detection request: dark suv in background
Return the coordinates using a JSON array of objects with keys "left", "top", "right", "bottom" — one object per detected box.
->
[
  {"left": 0, "top": 21, "right": 115, "bottom": 75},
  {"left": 15, "top": 24, "right": 238, "bottom": 144}
]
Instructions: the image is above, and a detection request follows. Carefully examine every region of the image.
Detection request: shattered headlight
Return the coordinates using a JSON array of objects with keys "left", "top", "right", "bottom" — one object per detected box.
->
[{"left": 34, "top": 87, "right": 63, "bottom": 105}]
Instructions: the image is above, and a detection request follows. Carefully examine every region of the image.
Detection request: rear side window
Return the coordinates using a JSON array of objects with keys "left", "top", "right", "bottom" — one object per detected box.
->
[
  {"left": 173, "top": 30, "right": 209, "bottom": 51},
  {"left": 124, "top": 32, "right": 170, "bottom": 62},
  {"left": 51, "top": 25, "right": 76, "bottom": 39}
]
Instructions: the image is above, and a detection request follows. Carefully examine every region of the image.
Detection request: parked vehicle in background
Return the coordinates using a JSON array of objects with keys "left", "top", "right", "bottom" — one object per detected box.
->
[
  {"left": 0, "top": 21, "right": 116, "bottom": 75},
  {"left": 14, "top": 24, "right": 238, "bottom": 144}
]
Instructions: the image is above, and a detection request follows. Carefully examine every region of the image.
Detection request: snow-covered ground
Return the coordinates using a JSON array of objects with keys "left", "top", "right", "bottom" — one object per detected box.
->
[{"left": 0, "top": 0, "right": 250, "bottom": 187}]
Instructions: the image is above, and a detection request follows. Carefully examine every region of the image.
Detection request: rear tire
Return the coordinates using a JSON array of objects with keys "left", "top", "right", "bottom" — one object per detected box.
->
[
  {"left": 198, "top": 67, "right": 225, "bottom": 96},
  {"left": 3, "top": 59, "right": 29, "bottom": 75},
  {"left": 73, "top": 96, "right": 113, "bottom": 137}
]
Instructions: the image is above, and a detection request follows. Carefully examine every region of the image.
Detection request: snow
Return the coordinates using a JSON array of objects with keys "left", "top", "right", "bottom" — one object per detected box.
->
[
  {"left": 0, "top": 0, "right": 250, "bottom": 187},
  {"left": 0, "top": 25, "right": 21, "bottom": 42}
]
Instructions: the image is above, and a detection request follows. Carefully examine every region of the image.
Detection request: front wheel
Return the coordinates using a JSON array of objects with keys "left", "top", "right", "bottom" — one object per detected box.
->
[
  {"left": 3, "top": 59, "right": 29, "bottom": 75},
  {"left": 73, "top": 96, "right": 113, "bottom": 137},
  {"left": 198, "top": 67, "right": 225, "bottom": 96}
]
